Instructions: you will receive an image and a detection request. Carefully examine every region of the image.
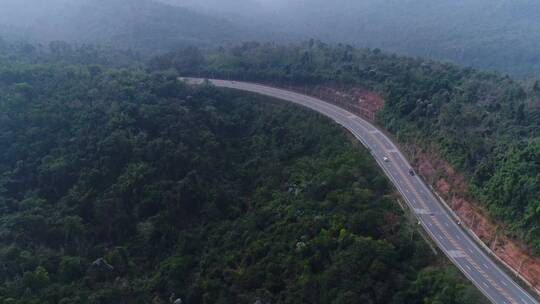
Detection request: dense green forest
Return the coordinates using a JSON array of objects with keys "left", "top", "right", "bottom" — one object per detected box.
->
[
  {"left": 0, "top": 46, "right": 484, "bottom": 303},
  {"left": 161, "top": 0, "right": 540, "bottom": 76},
  {"left": 0, "top": 42, "right": 141, "bottom": 69},
  {"left": 5, "top": 0, "right": 540, "bottom": 76},
  {"left": 152, "top": 41, "right": 540, "bottom": 255}
]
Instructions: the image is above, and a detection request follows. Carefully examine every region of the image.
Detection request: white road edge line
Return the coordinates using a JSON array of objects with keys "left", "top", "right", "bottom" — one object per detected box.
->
[{"left": 185, "top": 78, "right": 540, "bottom": 304}]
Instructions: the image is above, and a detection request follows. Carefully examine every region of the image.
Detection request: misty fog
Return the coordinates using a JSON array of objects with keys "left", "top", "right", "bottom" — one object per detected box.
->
[
  {"left": 2, "top": 0, "right": 540, "bottom": 74},
  {"left": 3, "top": 1, "right": 540, "bottom": 303}
]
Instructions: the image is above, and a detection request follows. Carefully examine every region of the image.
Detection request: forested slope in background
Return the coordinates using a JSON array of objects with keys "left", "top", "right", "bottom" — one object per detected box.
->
[
  {"left": 4, "top": 0, "right": 540, "bottom": 76},
  {"left": 162, "top": 0, "right": 540, "bottom": 77},
  {"left": 151, "top": 41, "right": 540, "bottom": 255},
  {"left": 0, "top": 0, "right": 273, "bottom": 52},
  {"left": 0, "top": 45, "right": 484, "bottom": 303}
]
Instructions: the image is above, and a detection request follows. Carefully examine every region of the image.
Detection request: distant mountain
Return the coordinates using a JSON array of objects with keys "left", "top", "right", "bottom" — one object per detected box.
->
[
  {"left": 68, "top": 0, "right": 256, "bottom": 50},
  {"left": 160, "top": 0, "right": 540, "bottom": 76},
  {"left": 268, "top": 0, "right": 540, "bottom": 76},
  {"left": 0, "top": 0, "right": 267, "bottom": 51},
  {"left": 4, "top": 0, "right": 540, "bottom": 75}
]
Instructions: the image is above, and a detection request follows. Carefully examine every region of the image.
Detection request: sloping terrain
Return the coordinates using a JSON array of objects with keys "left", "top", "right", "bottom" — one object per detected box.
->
[
  {"left": 165, "top": 0, "right": 540, "bottom": 76},
  {"left": 182, "top": 41, "right": 540, "bottom": 256},
  {"left": 154, "top": 41, "right": 540, "bottom": 292},
  {"left": 0, "top": 0, "right": 258, "bottom": 51},
  {"left": 0, "top": 45, "right": 484, "bottom": 303}
]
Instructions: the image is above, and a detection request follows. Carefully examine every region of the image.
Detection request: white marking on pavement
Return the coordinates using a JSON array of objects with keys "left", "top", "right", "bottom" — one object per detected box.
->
[
  {"left": 448, "top": 250, "right": 466, "bottom": 258},
  {"left": 414, "top": 208, "right": 429, "bottom": 215},
  {"left": 199, "top": 79, "right": 540, "bottom": 304}
]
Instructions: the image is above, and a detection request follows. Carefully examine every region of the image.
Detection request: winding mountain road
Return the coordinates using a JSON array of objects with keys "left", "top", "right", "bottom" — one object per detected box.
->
[{"left": 182, "top": 78, "right": 539, "bottom": 304}]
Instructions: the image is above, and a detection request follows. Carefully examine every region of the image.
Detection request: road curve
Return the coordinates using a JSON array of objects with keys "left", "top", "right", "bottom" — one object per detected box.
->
[{"left": 182, "top": 78, "right": 538, "bottom": 304}]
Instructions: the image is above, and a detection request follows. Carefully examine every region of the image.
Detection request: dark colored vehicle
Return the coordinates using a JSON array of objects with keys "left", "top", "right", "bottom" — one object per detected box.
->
[{"left": 408, "top": 169, "right": 415, "bottom": 176}]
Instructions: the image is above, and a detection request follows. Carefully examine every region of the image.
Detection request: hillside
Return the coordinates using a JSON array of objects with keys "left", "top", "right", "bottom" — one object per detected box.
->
[
  {"left": 155, "top": 42, "right": 540, "bottom": 259},
  {"left": 0, "top": 0, "right": 260, "bottom": 51},
  {"left": 6, "top": 0, "right": 540, "bottom": 76},
  {"left": 164, "top": 0, "right": 540, "bottom": 76},
  {"left": 0, "top": 45, "right": 484, "bottom": 303}
]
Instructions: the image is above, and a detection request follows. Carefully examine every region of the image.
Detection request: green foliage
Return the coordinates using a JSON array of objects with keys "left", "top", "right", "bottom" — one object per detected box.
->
[
  {"left": 0, "top": 44, "right": 483, "bottom": 303},
  {"left": 59, "top": 256, "right": 85, "bottom": 282},
  {"left": 23, "top": 266, "right": 50, "bottom": 291},
  {"left": 0, "top": 0, "right": 265, "bottom": 53},
  {"left": 180, "top": 41, "right": 540, "bottom": 255},
  {"left": 398, "top": 267, "right": 485, "bottom": 304}
]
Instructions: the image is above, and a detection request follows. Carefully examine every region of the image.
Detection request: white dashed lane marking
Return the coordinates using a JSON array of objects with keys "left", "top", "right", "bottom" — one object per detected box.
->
[{"left": 203, "top": 80, "right": 540, "bottom": 304}]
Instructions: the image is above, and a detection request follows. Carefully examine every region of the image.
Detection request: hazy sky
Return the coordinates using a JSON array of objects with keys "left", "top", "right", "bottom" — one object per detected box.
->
[{"left": 2, "top": 0, "right": 540, "bottom": 74}]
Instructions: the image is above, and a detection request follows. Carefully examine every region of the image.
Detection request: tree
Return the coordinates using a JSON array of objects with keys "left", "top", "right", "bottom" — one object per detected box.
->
[{"left": 23, "top": 266, "right": 50, "bottom": 291}]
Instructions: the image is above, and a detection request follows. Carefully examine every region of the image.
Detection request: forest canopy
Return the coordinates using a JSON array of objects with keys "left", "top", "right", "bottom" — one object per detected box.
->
[
  {"left": 151, "top": 41, "right": 540, "bottom": 255},
  {"left": 0, "top": 44, "right": 484, "bottom": 303}
]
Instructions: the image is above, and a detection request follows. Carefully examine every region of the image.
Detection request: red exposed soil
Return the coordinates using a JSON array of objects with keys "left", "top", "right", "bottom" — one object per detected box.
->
[
  {"left": 408, "top": 144, "right": 540, "bottom": 293},
  {"left": 266, "top": 81, "right": 540, "bottom": 293},
  {"left": 286, "top": 84, "right": 384, "bottom": 122},
  {"left": 292, "top": 83, "right": 540, "bottom": 293}
]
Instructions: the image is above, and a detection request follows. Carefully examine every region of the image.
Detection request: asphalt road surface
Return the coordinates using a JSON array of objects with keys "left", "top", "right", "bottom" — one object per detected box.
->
[{"left": 182, "top": 78, "right": 539, "bottom": 304}]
